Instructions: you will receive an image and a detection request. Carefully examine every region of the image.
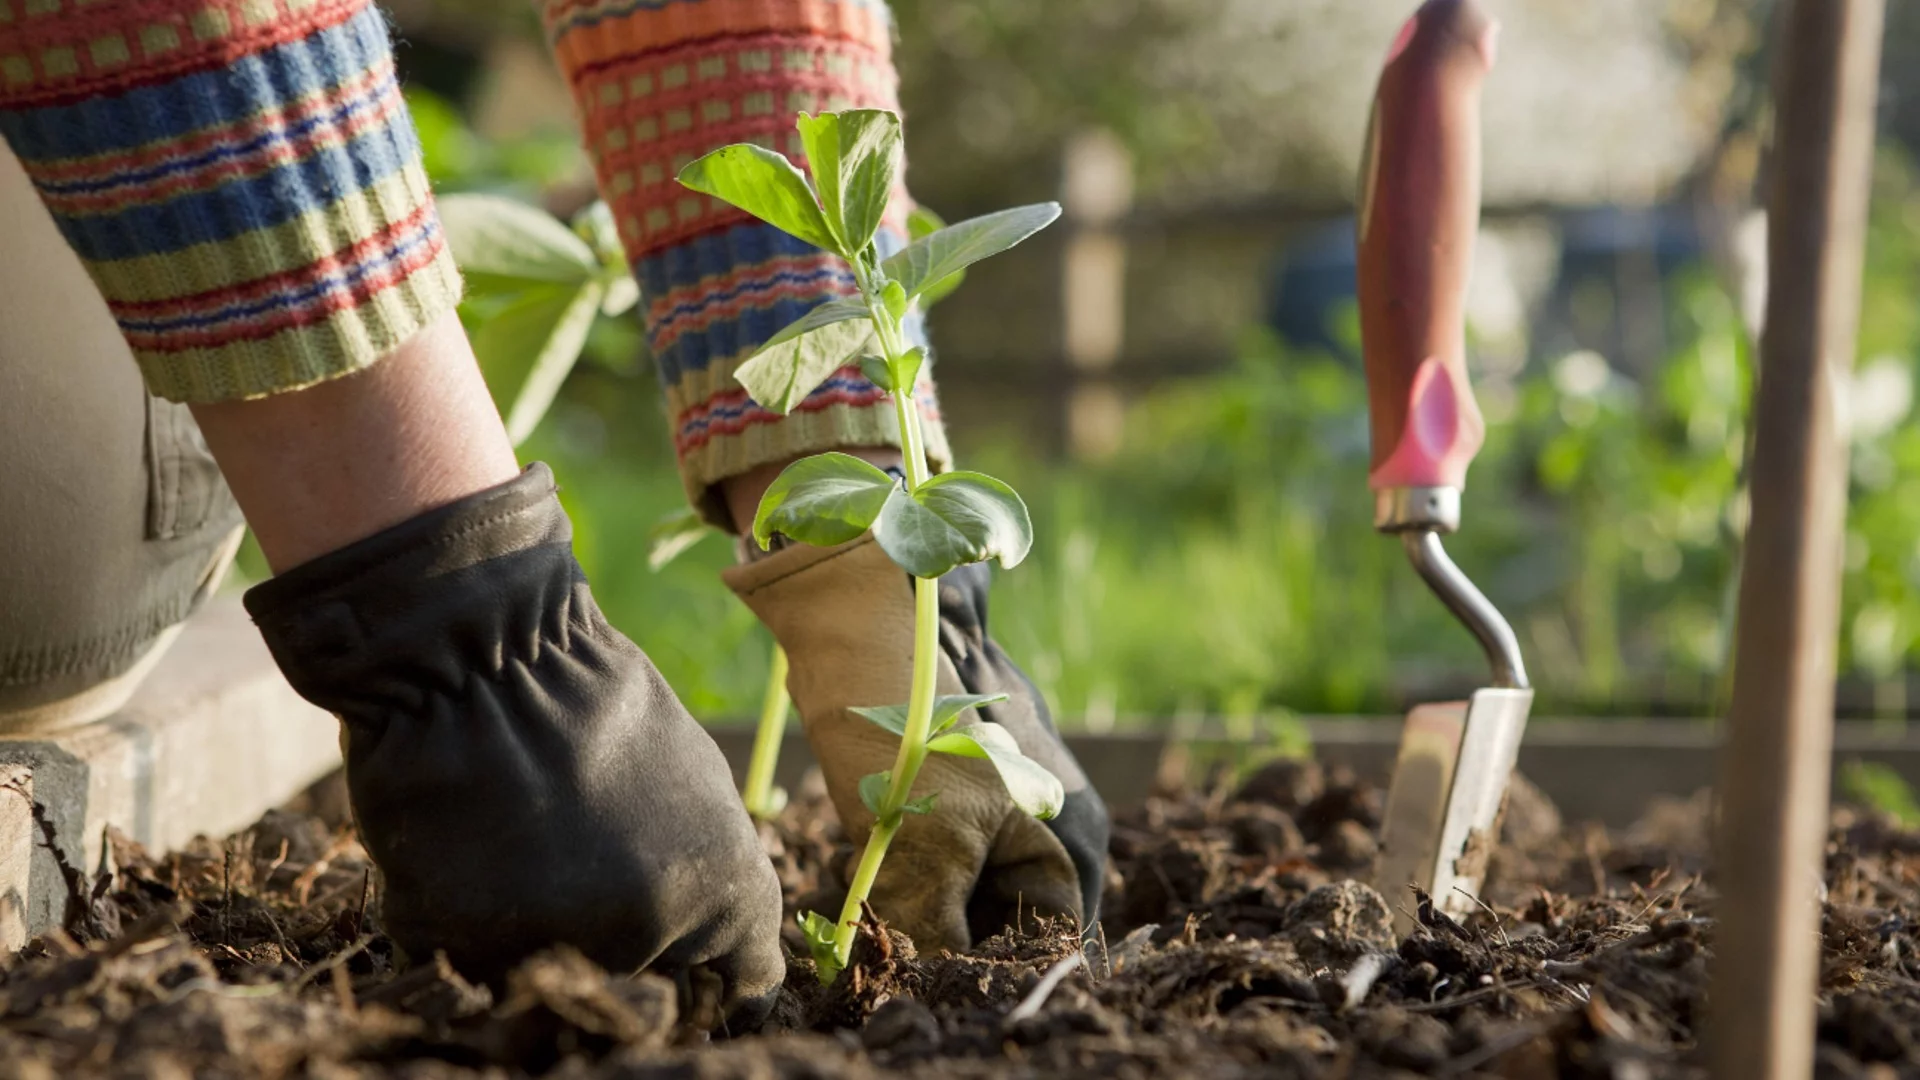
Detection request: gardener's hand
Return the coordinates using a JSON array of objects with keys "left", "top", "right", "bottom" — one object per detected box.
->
[
  {"left": 245, "top": 464, "right": 785, "bottom": 1021},
  {"left": 726, "top": 536, "right": 1109, "bottom": 953}
]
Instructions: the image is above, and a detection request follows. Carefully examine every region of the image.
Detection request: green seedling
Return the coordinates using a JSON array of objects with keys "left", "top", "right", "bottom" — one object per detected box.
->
[
  {"left": 648, "top": 507, "right": 793, "bottom": 820},
  {"left": 678, "top": 109, "right": 1065, "bottom": 982}
]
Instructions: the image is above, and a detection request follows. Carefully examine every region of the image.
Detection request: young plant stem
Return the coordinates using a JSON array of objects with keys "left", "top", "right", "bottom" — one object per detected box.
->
[
  {"left": 825, "top": 282, "right": 942, "bottom": 968},
  {"left": 741, "top": 643, "right": 791, "bottom": 819}
]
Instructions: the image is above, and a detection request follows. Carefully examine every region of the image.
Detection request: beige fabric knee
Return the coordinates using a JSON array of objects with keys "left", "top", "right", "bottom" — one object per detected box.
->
[{"left": 0, "top": 142, "right": 243, "bottom": 729}]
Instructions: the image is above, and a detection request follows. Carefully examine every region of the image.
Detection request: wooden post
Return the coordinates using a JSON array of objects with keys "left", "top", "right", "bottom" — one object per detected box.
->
[
  {"left": 1710, "top": 2, "right": 1884, "bottom": 1078},
  {"left": 1060, "top": 129, "right": 1133, "bottom": 460}
]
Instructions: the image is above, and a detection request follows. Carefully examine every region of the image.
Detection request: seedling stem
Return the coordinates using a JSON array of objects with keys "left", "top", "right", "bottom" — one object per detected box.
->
[{"left": 741, "top": 644, "right": 792, "bottom": 820}]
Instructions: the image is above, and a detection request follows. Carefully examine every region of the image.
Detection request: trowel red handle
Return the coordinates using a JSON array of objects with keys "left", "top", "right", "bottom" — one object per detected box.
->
[{"left": 1357, "top": 0, "right": 1496, "bottom": 493}]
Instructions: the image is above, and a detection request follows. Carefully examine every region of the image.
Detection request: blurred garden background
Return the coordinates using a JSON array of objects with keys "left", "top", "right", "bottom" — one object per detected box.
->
[{"left": 246, "top": 0, "right": 1920, "bottom": 727}]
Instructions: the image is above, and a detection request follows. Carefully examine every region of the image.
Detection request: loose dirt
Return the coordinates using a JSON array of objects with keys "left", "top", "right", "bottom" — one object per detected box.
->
[{"left": 4, "top": 759, "right": 1918, "bottom": 1078}]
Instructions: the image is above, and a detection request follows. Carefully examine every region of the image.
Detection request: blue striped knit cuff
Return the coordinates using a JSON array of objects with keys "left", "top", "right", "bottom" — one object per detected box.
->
[{"left": 0, "top": 0, "right": 460, "bottom": 403}]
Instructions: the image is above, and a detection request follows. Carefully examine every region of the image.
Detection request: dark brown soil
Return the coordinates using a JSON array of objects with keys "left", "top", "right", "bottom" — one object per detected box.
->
[{"left": 5, "top": 759, "right": 1920, "bottom": 1079}]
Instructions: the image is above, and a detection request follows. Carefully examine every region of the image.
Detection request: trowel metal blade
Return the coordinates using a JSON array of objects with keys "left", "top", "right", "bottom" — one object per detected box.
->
[{"left": 1374, "top": 686, "right": 1535, "bottom": 935}]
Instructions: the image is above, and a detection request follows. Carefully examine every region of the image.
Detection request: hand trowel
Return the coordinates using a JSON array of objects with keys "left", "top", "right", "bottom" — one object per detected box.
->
[{"left": 1356, "top": 0, "right": 1533, "bottom": 933}]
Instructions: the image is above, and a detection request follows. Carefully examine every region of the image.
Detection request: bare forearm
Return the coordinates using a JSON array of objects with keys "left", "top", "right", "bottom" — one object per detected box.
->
[{"left": 191, "top": 313, "right": 519, "bottom": 573}]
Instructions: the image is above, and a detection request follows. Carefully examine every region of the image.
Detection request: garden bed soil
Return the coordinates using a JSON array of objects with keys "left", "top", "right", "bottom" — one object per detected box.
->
[{"left": 4, "top": 760, "right": 1919, "bottom": 1078}]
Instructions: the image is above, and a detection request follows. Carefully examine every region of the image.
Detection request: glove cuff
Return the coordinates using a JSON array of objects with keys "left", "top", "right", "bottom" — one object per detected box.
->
[{"left": 244, "top": 463, "right": 589, "bottom": 717}]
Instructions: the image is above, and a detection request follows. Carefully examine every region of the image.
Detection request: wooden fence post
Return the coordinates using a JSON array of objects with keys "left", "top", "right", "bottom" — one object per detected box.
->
[
  {"left": 1710, "top": 2, "right": 1885, "bottom": 1077},
  {"left": 1061, "top": 129, "right": 1134, "bottom": 460}
]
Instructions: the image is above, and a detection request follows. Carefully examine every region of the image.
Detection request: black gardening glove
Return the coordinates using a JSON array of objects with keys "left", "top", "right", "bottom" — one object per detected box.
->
[
  {"left": 244, "top": 464, "right": 785, "bottom": 1019},
  {"left": 937, "top": 560, "right": 1110, "bottom": 935},
  {"left": 726, "top": 537, "right": 1109, "bottom": 951}
]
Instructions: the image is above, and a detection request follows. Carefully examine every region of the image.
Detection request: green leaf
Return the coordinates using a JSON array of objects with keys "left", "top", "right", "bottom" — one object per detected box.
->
[
  {"left": 903, "top": 208, "right": 964, "bottom": 304},
  {"left": 918, "top": 266, "right": 965, "bottom": 308},
  {"left": 752, "top": 452, "right": 899, "bottom": 550},
  {"left": 469, "top": 281, "right": 604, "bottom": 446},
  {"left": 760, "top": 296, "right": 870, "bottom": 351},
  {"left": 677, "top": 144, "right": 839, "bottom": 253},
  {"left": 850, "top": 703, "right": 909, "bottom": 737},
  {"left": 440, "top": 193, "right": 599, "bottom": 285},
  {"left": 882, "top": 280, "right": 909, "bottom": 322},
  {"left": 903, "top": 792, "right": 939, "bottom": 815},
  {"left": 895, "top": 346, "right": 927, "bottom": 394},
  {"left": 734, "top": 311, "right": 878, "bottom": 414},
  {"left": 572, "top": 200, "right": 626, "bottom": 268},
  {"left": 797, "top": 110, "right": 902, "bottom": 258},
  {"left": 907, "top": 205, "right": 946, "bottom": 239},
  {"left": 852, "top": 693, "right": 1008, "bottom": 739},
  {"left": 859, "top": 771, "right": 891, "bottom": 817},
  {"left": 858, "top": 354, "right": 894, "bottom": 391},
  {"left": 600, "top": 273, "right": 639, "bottom": 317},
  {"left": 873, "top": 470, "right": 1033, "bottom": 577},
  {"left": 930, "top": 693, "right": 1009, "bottom": 733},
  {"left": 799, "top": 911, "right": 844, "bottom": 983},
  {"left": 926, "top": 722, "right": 1065, "bottom": 819},
  {"left": 646, "top": 507, "right": 712, "bottom": 572},
  {"left": 881, "top": 203, "right": 1061, "bottom": 300}
]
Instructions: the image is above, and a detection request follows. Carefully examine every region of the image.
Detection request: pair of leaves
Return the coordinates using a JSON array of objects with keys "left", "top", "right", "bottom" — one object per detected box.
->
[
  {"left": 798, "top": 111, "right": 901, "bottom": 260},
  {"left": 853, "top": 694, "right": 1065, "bottom": 820},
  {"left": 439, "top": 194, "right": 637, "bottom": 445},
  {"left": 751, "top": 454, "right": 1033, "bottom": 579},
  {"left": 678, "top": 110, "right": 900, "bottom": 265},
  {"left": 799, "top": 911, "right": 844, "bottom": 984}
]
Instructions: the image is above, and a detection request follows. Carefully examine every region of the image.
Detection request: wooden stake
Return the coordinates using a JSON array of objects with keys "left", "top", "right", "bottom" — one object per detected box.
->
[{"left": 1711, "top": 2, "right": 1884, "bottom": 1078}]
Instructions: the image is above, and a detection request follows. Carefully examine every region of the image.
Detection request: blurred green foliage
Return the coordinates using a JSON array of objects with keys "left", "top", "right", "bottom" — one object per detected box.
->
[{"left": 1839, "top": 760, "right": 1920, "bottom": 826}]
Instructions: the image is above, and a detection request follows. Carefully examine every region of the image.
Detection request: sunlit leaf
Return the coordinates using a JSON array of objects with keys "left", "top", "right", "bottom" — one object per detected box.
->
[
  {"left": 930, "top": 693, "right": 1009, "bottom": 733},
  {"left": 882, "top": 204, "right": 1061, "bottom": 300},
  {"left": 926, "top": 722, "right": 1065, "bottom": 819},
  {"left": 873, "top": 470, "right": 1033, "bottom": 577},
  {"left": 734, "top": 315, "right": 877, "bottom": 415},
  {"left": 440, "top": 193, "right": 599, "bottom": 285},
  {"left": 907, "top": 206, "right": 946, "bottom": 239},
  {"left": 797, "top": 110, "right": 902, "bottom": 258},
  {"left": 851, "top": 703, "right": 909, "bottom": 737},
  {"left": 761, "top": 297, "right": 870, "bottom": 351},
  {"left": 469, "top": 281, "right": 604, "bottom": 446},
  {"left": 859, "top": 354, "right": 894, "bottom": 390},
  {"left": 678, "top": 144, "right": 839, "bottom": 253},
  {"left": 851, "top": 693, "right": 1006, "bottom": 739},
  {"left": 752, "top": 453, "right": 899, "bottom": 549}
]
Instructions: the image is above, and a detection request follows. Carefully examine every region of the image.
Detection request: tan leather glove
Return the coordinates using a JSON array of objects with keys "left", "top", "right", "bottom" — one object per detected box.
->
[{"left": 725, "top": 535, "right": 1107, "bottom": 954}]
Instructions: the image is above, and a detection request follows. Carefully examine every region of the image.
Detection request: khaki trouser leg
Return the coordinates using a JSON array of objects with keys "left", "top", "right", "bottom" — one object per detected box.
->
[{"left": 0, "top": 142, "right": 244, "bottom": 730}]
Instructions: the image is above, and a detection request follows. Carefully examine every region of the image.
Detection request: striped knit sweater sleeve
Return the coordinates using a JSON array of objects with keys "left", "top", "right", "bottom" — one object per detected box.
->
[
  {"left": 0, "top": 0, "right": 459, "bottom": 403},
  {"left": 536, "top": 0, "right": 950, "bottom": 523}
]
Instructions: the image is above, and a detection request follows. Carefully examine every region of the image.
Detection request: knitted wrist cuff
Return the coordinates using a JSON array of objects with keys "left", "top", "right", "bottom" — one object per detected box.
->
[
  {"left": 537, "top": 0, "right": 948, "bottom": 523},
  {"left": 0, "top": 0, "right": 460, "bottom": 403}
]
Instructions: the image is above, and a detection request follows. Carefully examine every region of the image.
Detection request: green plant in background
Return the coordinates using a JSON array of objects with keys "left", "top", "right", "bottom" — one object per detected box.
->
[
  {"left": 1839, "top": 760, "right": 1920, "bottom": 826},
  {"left": 439, "top": 195, "right": 639, "bottom": 445},
  {"left": 648, "top": 507, "right": 794, "bottom": 820},
  {"left": 678, "top": 108, "right": 1064, "bottom": 982}
]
